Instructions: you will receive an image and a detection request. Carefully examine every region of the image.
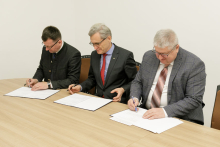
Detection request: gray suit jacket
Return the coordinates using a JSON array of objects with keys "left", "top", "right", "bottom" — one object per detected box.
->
[
  {"left": 130, "top": 47, "right": 206, "bottom": 125},
  {"left": 81, "top": 44, "right": 137, "bottom": 104}
]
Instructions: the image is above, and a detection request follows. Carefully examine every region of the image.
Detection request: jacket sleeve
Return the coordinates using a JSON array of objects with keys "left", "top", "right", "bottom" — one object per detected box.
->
[
  {"left": 51, "top": 51, "right": 81, "bottom": 89},
  {"left": 164, "top": 59, "right": 206, "bottom": 117},
  {"left": 121, "top": 52, "right": 137, "bottom": 97}
]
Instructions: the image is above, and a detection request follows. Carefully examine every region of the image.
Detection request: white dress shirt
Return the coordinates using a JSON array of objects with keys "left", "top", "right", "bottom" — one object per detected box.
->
[{"left": 145, "top": 61, "right": 174, "bottom": 117}]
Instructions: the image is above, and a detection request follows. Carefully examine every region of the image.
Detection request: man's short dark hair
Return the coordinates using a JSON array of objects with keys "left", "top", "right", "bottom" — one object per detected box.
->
[{"left": 41, "top": 26, "right": 62, "bottom": 42}]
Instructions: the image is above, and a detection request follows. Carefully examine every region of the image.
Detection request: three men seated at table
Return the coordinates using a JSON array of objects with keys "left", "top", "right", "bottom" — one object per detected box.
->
[
  {"left": 128, "top": 29, "right": 206, "bottom": 125},
  {"left": 68, "top": 23, "right": 137, "bottom": 104},
  {"left": 26, "top": 25, "right": 206, "bottom": 125},
  {"left": 25, "top": 26, "right": 81, "bottom": 90}
]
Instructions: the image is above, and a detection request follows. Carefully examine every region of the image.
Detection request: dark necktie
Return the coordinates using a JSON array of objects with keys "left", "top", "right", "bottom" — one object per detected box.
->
[
  {"left": 151, "top": 66, "right": 168, "bottom": 108},
  {"left": 101, "top": 53, "right": 107, "bottom": 85}
]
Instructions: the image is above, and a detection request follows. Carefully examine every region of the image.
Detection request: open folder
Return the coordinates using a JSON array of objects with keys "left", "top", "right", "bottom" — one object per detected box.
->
[
  {"left": 54, "top": 93, "right": 112, "bottom": 111},
  {"left": 110, "top": 108, "right": 183, "bottom": 134},
  {"left": 4, "top": 87, "right": 59, "bottom": 99}
]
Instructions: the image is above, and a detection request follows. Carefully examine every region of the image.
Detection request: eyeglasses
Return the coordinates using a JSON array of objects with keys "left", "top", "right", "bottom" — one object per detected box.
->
[
  {"left": 42, "top": 40, "right": 60, "bottom": 50},
  {"left": 152, "top": 45, "right": 177, "bottom": 58},
  {"left": 89, "top": 38, "right": 107, "bottom": 47}
]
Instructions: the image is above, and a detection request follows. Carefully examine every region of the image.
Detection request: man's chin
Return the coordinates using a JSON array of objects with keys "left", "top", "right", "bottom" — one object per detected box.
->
[
  {"left": 160, "top": 60, "right": 167, "bottom": 65},
  {"left": 96, "top": 50, "right": 103, "bottom": 54}
]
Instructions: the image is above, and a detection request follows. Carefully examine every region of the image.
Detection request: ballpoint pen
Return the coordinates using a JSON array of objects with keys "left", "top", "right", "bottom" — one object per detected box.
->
[
  {"left": 67, "top": 84, "right": 78, "bottom": 91},
  {"left": 24, "top": 79, "right": 31, "bottom": 88},
  {"left": 28, "top": 79, "right": 31, "bottom": 88},
  {"left": 132, "top": 96, "right": 137, "bottom": 112}
]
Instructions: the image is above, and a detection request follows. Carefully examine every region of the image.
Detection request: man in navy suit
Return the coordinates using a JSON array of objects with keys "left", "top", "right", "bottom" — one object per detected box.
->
[
  {"left": 68, "top": 23, "right": 137, "bottom": 104},
  {"left": 128, "top": 29, "right": 206, "bottom": 125}
]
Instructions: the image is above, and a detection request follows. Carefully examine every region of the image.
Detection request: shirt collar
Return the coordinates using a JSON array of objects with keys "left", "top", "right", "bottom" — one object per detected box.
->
[
  {"left": 56, "top": 40, "right": 64, "bottom": 54},
  {"left": 160, "top": 61, "right": 174, "bottom": 66},
  {"left": 105, "top": 43, "right": 114, "bottom": 55}
]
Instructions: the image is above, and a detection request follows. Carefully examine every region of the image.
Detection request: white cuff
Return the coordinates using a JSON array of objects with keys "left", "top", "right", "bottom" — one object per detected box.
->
[{"left": 162, "top": 108, "right": 168, "bottom": 117}]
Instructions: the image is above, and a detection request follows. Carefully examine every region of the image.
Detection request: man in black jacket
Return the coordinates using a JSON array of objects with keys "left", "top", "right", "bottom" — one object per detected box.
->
[
  {"left": 68, "top": 23, "right": 137, "bottom": 104},
  {"left": 26, "top": 26, "right": 81, "bottom": 90}
]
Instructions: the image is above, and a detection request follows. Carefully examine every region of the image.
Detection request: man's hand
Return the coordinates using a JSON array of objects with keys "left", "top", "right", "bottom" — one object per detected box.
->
[
  {"left": 31, "top": 82, "right": 48, "bottom": 91},
  {"left": 26, "top": 79, "right": 38, "bottom": 87},
  {"left": 142, "top": 108, "right": 165, "bottom": 120},
  {"left": 128, "top": 98, "right": 139, "bottom": 111},
  {"left": 110, "top": 87, "right": 125, "bottom": 102},
  {"left": 68, "top": 84, "right": 81, "bottom": 95}
]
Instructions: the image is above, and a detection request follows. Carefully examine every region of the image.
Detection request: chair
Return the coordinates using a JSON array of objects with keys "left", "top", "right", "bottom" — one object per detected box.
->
[
  {"left": 79, "top": 55, "right": 96, "bottom": 95},
  {"left": 211, "top": 85, "right": 220, "bottom": 130},
  {"left": 135, "top": 62, "right": 141, "bottom": 71}
]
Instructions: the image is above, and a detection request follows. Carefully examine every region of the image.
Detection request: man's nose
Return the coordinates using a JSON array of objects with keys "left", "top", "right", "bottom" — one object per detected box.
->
[
  {"left": 94, "top": 45, "right": 98, "bottom": 50},
  {"left": 45, "top": 47, "right": 50, "bottom": 51},
  {"left": 158, "top": 54, "right": 165, "bottom": 60}
]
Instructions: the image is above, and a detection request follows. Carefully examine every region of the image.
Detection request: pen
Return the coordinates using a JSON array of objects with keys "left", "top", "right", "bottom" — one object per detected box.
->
[
  {"left": 67, "top": 84, "right": 78, "bottom": 91},
  {"left": 28, "top": 79, "right": 31, "bottom": 88},
  {"left": 132, "top": 96, "right": 137, "bottom": 112},
  {"left": 24, "top": 79, "right": 31, "bottom": 87}
]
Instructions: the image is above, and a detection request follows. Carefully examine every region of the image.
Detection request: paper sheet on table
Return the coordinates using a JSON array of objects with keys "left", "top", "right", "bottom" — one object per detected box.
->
[
  {"left": 110, "top": 108, "right": 183, "bottom": 133},
  {"left": 54, "top": 93, "right": 112, "bottom": 111},
  {"left": 133, "top": 117, "right": 183, "bottom": 133},
  {"left": 5, "top": 87, "right": 59, "bottom": 99},
  {"left": 110, "top": 108, "right": 147, "bottom": 125}
]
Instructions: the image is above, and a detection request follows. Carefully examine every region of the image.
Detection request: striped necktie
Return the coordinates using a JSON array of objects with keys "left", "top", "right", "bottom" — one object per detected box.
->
[{"left": 151, "top": 66, "right": 168, "bottom": 108}]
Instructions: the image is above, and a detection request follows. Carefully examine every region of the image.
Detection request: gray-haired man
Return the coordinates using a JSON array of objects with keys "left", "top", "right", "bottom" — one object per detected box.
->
[
  {"left": 128, "top": 29, "right": 206, "bottom": 125},
  {"left": 69, "top": 23, "right": 137, "bottom": 104}
]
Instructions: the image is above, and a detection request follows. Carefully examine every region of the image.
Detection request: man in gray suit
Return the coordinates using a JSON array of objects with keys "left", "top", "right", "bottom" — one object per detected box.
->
[{"left": 128, "top": 29, "right": 206, "bottom": 125}]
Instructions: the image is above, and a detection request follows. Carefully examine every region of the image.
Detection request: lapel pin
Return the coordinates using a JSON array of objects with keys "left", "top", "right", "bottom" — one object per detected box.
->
[{"left": 113, "top": 58, "right": 115, "bottom": 59}]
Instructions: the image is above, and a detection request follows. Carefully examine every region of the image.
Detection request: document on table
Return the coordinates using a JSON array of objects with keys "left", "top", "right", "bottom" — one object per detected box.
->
[
  {"left": 4, "top": 87, "right": 60, "bottom": 99},
  {"left": 54, "top": 93, "right": 112, "bottom": 111},
  {"left": 110, "top": 108, "right": 183, "bottom": 134}
]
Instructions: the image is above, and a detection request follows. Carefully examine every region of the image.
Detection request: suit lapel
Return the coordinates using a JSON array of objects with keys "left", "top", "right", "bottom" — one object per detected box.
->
[
  {"left": 93, "top": 52, "right": 103, "bottom": 88},
  {"left": 167, "top": 48, "right": 183, "bottom": 103},
  {"left": 104, "top": 45, "right": 119, "bottom": 87},
  {"left": 149, "top": 57, "right": 160, "bottom": 86},
  {"left": 142, "top": 55, "right": 160, "bottom": 105}
]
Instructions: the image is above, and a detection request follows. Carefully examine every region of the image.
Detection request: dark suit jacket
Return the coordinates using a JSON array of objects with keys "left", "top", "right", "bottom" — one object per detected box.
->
[
  {"left": 130, "top": 47, "right": 206, "bottom": 125},
  {"left": 81, "top": 44, "right": 137, "bottom": 104},
  {"left": 33, "top": 42, "right": 81, "bottom": 89}
]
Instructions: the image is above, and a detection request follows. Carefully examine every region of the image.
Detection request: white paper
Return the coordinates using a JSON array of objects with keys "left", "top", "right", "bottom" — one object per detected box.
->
[
  {"left": 133, "top": 117, "right": 183, "bottom": 133},
  {"left": 5, "top": 87, "right": 59, "bottom": 99},
  {"left": 110, "top": 117, "right": 133, "bottom": 126},
  {"left": 54, "top": 93, "right": 112, "bottom": 111},
  {"left": 111, "top": 108, "right": 147, "bottom": 125},
  {"left": 110, "top": 109, "right": 183, "bottom": 134}
]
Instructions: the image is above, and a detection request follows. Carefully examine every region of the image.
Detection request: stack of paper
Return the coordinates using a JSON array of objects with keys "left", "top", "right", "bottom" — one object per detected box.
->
[
  {"left": 54, "top": 93, "right": 112, "bottom": 111},
  {"left": 110, "top": 108, "right": 183, "bottom": 134},
  {"left": 5, "top": 87, "right": 59, "bottom": 99}
]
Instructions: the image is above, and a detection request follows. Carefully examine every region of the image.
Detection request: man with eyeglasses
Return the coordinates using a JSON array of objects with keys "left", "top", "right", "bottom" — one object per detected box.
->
[
  {"left": 128, "top": 29, "right": 206, "bottom": 125},
  {"left": 68, "top": 23, "right": 137, "bottom": 104},
  {"left": 25, "top": 26, "right": 81, "bottom": 90}
]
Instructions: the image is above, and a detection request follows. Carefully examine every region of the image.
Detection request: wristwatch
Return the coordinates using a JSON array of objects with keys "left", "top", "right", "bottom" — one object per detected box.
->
[{"left": 47, "top": 82, "right": 51, "bottom": 89}]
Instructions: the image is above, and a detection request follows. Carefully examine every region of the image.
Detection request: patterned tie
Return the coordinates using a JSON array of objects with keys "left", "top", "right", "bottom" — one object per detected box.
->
[
  {"left": 151, "top": 66, "right": 168, "bottom": 108},
  {"left": 101, "top": 53, "right": 107, "bottom": 85}
]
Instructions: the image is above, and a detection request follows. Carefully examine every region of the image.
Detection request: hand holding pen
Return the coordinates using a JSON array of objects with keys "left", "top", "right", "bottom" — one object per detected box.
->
[
  {"left": 24, "top": 79, "right": 38, "bottom": 88},
  {"left": 67, "top": 84, "right": 81, "bottom": 94},
  {"left": 132, "top": 96, "right": 137, "bottom": 112},
  {"left": 128, "top": 96, "right": 139, "bottom": 112}
]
